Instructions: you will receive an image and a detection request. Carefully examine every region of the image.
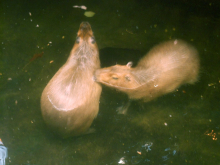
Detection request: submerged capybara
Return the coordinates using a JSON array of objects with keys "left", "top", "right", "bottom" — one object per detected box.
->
[
  {"left": 41, "top": 22, "right": 102, "bottom": 138},
  {"left": 95, "top": 39, "right": 199, "bottom": 112}
]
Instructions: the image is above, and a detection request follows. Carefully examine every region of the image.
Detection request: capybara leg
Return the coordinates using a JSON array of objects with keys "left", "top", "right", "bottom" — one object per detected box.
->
[
  {"left": 84, "top": 128, "right": 96, "bottom": 135},
  {"left": 116, "top": 101, "right": 131, "bottom": 115}
]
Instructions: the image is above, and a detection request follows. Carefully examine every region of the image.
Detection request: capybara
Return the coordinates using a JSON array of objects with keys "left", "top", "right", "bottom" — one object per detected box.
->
[
  {"left": 41, "top": 22, "right": 102, "bottom": 138},
  {"left": 95, "top": 39, "right": 199, "bottom": 113}
]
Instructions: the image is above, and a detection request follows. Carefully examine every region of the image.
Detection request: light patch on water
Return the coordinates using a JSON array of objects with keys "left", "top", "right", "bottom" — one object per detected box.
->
[{"left": 0, "top": 146, "right": 7, "bottom": 165}]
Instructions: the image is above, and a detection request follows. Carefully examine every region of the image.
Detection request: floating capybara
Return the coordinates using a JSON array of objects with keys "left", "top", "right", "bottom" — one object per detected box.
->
[
  {"left": 41, "top": 22, "right": 102, "bottom": 138},
  {"left": 95, "top": 39, "right": 199, "bottom": 113}
]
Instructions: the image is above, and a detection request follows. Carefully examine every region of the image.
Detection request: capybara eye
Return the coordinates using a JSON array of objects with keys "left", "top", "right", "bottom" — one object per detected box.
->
[
  {"left": 125, "top": 76, "right": 131, "bottom": 81},
  {"left": 76, "top": 37, "right": 80, "bottom": 43},
  {"left": 90, "top": 36, "right": 96, "bottom": 44},
  {"left": 112, "top": 76, "right": 118, "bottom": 80}
]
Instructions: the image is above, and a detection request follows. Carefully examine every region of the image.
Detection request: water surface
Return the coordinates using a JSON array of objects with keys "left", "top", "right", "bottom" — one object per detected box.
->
[{"left": 1, "top": 0, "right": 220, "bottom": 164}]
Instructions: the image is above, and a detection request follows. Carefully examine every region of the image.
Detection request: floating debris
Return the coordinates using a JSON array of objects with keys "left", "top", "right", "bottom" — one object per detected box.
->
[
  {"left": 84, "top": 11, "right": 95, "bottom": 17},
  {"left": 204, "top": 130, "right": 217, "bottom": 140},
  {"left": 126, "top": 29, "right": 133, "bottom": 34},
  {"left": 73, "top": 5, "right": 87, "bottom": 10},
  {"left": 47, "top": 41, "right": 52, "bottom": 46},
  {"left": 208, "top": 83, "right": 215, "bottom": 86},
  {"left": 118, "top": 157, "right": 126, "bottom": 164},
  {"left": 137, "top": 151, "right": 141, "bottom": 155},
  {"left": 22, "top": 52, "right": 44, "bottom": 71}
]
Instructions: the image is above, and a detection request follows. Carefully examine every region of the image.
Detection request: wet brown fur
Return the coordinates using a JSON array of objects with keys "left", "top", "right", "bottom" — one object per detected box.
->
[
  {"left": 41, "top": 22, "right": 102, "bottom": 138},
  {"left": 95, "top": 39, "right": 199, "bottom": 102}
]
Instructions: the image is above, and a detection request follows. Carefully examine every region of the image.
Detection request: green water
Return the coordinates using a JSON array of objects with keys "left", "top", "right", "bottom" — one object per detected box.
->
[{"left": 1, "top": 0, "right": 220, "bottom": 164}]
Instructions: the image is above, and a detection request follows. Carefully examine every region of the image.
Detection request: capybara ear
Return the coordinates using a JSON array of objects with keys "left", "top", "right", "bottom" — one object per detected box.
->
[{"left": 126, "top": 62, "right": 133, "bottom": 68}]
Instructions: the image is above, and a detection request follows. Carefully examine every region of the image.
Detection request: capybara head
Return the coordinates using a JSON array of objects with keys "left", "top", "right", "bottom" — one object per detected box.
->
[
  {"left": 95, "top": 62, "right": 141, "bottom": 90},
  {"left": 68, "top": 22, "right": 99, "bottom": 64},
  {"left": 76, "top": 22, "right": 95, "bottom": 43}
]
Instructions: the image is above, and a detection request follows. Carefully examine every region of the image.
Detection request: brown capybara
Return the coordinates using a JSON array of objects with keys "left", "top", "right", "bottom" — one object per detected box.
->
[
  {"left": 41, "top": 22, "right": 102, "bottom": 138},
  {"left": 95, "top": 39, "right": 199, "bottom": 113}
]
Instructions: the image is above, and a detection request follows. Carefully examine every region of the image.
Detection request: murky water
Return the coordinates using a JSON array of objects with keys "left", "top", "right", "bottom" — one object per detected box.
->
[{"left": 1, "top": 0, "right": 220, "bottom": 164}]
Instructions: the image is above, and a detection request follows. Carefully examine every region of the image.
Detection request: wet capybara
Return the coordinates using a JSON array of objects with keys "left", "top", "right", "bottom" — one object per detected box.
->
[
  {"left": 41, "top": 22, "right": 102, "bottom": 138},
  {"left": 95, "top": 39, "right": 199, "bottom": 113}
]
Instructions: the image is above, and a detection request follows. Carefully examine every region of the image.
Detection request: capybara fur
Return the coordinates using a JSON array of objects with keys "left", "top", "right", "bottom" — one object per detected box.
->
[
  {"left": 95, "top": 39, "right": 199, "bottom": 103},
  {"left": 41, "top": 22, "right": 102, "bottom": 138}
]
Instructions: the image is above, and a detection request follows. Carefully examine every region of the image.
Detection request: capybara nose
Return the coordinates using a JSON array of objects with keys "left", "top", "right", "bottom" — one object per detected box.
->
[{"left": 80, "top": 22, "right": 91, "bottom": 31}]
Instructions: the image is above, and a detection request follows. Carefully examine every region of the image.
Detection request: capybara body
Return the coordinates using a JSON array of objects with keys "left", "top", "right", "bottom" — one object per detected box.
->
[
  {"left": 41, "top": 22, "right": 102, "bottom": 138},
  {"left": 95, "top": 39, "right": 199, "bottom": 102}
]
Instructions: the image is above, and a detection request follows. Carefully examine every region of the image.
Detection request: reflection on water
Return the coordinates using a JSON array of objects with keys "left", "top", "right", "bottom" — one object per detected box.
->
[
  {"left": 1, "top": 0, "right": 220, "bottom": 164},
  {"left": 117, "top": 141, "right": 179, "bottom": 164},
  {"left": 0, "top": 139, "right": 7, "bottom": 165},
  {"left": 118, "top": 142, "right": 154, "bottom": 164}
]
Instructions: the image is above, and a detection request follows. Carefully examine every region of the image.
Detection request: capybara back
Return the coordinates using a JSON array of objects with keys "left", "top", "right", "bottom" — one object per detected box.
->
[{"left": 41, "top": 22, "right": 102, "bottom": 138}]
